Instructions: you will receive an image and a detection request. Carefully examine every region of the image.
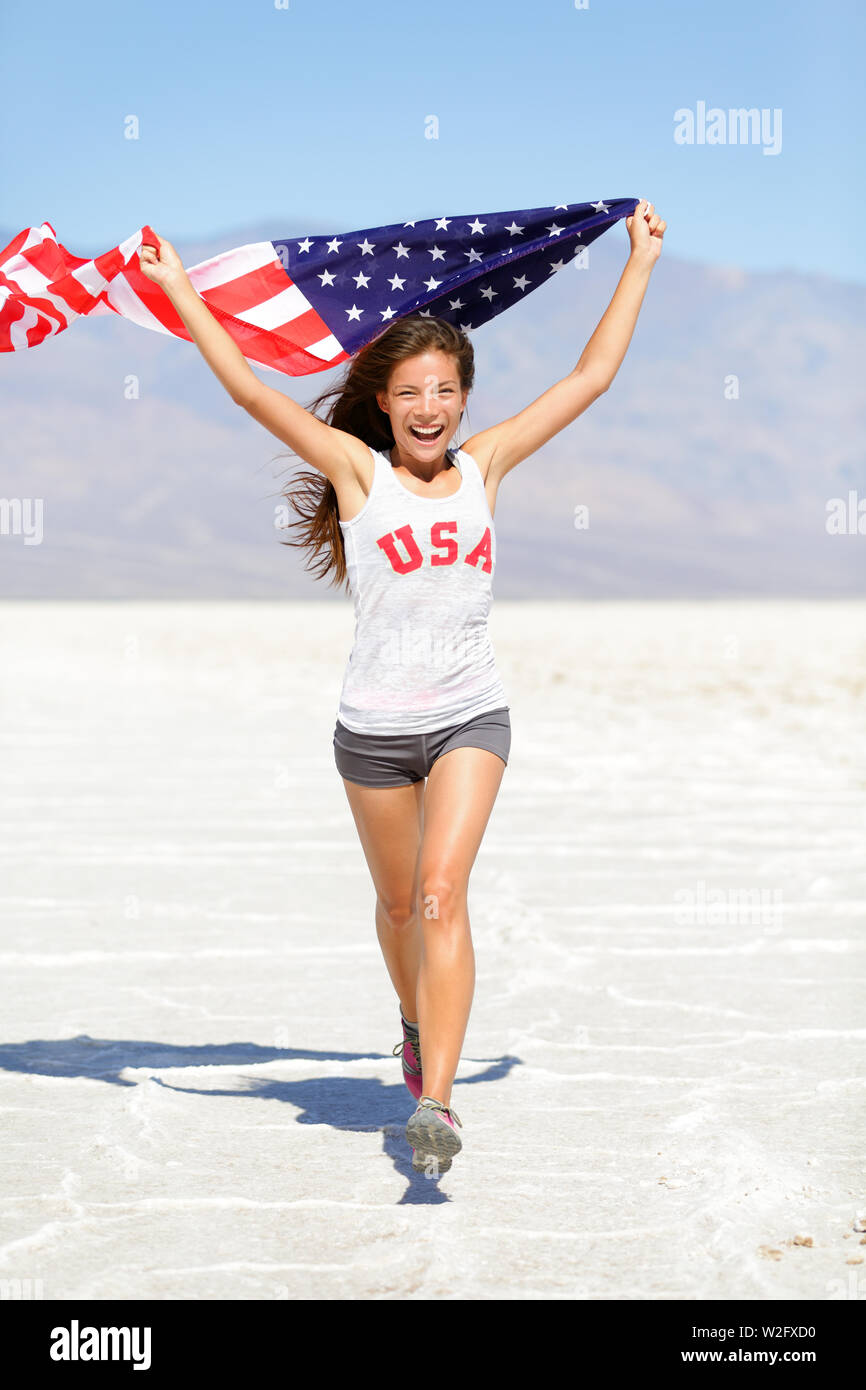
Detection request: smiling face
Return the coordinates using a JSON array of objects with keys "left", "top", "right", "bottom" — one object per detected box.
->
[{"left": 376, "top": 350, "right": 468, "bottom": 468}]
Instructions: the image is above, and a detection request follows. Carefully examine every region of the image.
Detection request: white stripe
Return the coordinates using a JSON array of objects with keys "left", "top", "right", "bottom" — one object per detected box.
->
[
  {"left": 1, "top": 259, "right": 50, "bottom": 296},
  {"left": 234, "top": 283, "right": 309, "bottom": 329},
  {"left": 117, "top": 229, "right": 144, "bottom": 262},
  {"left": 9, "top": 303, "right": 44, "bottom": 349},
  {"left": 71, "top": 231, "right": 141, "bottom": 297},
  {"left": 0, "top": 265, "right": 80, "bottom": 325},
  {"left": 305, "top": 332, "right": 345, "bottom": 361},
  {"left": 71, "top": 260, "right": 110, "bottom": 298},
  {"left": 188, "top": 241, "right": 278, "bottom": 292},
  {"left": 2, "top": 237, "right": 112, "bottom": 311},
  {"left": 0, "top": 224, "right": 63, "bottom": 293},
  {"left": 21, "top": 226, "right": 52, "bottom": 252},
  {"left": 104, "top": 275, "right": 177, "bottom": 335}
]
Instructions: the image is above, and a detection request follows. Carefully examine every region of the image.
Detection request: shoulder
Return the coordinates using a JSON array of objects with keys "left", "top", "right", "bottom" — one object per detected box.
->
[
  {"left": 349, "top": 435, "right": 378, "bottom": 472},
  {"left": 459, "top": 433, "right": 496, "bottom": 482}
]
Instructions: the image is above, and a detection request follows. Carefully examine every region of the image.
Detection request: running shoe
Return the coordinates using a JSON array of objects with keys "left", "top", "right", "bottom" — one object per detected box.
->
[
  {"left": 405, "top": 1095, "right": 463, "bottom": 1165},
  {"left": 392, "top": 1013, "right": 423, "bottom": 1101}
]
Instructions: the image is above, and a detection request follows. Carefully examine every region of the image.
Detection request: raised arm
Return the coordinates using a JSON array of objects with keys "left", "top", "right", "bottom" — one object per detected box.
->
[
  {"left": 137, "top": 233, "right": 369, "bottom": 484},
  {"left": 466, "top": 199, "right": 666, "bottom": 485}
]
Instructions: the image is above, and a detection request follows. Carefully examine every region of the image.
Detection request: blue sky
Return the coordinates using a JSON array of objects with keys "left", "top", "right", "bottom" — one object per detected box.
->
[{"left": 1, "top": 0, "right": 862, "bottom": 282}]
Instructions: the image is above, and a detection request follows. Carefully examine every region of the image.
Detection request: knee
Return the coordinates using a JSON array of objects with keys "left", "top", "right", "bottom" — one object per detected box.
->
[
  {"left": 377, "top": 896, "right": 417, "bottom": 932},
  {"left": 417, "top": 873, "right": 466, "bottom": 923}
]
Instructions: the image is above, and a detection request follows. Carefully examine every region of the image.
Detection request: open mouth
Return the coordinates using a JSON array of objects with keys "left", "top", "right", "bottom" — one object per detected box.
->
[{"left": 408, "top": 425, "right": 444, "bottom": 442}]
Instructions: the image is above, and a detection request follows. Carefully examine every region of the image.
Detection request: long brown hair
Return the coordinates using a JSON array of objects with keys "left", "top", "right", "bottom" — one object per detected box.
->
[{"left": 273, "top": 314, "right": 475, "bottom": 592}]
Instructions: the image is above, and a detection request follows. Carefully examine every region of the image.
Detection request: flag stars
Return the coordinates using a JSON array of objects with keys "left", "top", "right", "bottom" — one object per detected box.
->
[{"left": 289, "top": 204, "right": 622, "bottom": 351}]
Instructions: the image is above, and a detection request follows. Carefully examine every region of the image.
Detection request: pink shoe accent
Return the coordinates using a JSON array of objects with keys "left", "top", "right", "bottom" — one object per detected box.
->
[
  {"left": 418, "top": 1095, "right": 461, "bottom": 1129},
  {"left": 393, "top": 1016, "right": 423, "bottom": 1101}
]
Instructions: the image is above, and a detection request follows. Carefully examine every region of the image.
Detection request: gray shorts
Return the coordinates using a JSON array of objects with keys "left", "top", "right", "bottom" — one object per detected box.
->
[{"left": 333, "top": 706, "right": 511, "bottom": 788}]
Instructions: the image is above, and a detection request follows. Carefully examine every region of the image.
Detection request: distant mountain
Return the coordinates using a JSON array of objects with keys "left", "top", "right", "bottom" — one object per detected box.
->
[{"left": 1, "top": 222, "right": 864, "bottom": 598}]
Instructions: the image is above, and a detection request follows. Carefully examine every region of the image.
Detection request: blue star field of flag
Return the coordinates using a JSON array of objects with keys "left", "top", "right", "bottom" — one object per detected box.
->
[{"left": 272, "top": 197, "right": 638, "bottom": 356}]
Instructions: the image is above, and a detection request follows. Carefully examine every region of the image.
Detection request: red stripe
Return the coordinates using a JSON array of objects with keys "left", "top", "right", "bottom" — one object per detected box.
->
[
  {"left": 0, "top": 288, "right": 63, "bottom": 349},
  {"left": 20, "top": 236, "right": 92, "bottom": 279},
  {"left": 2, "top": 233, "right": 112, "bottom": 318},
  {"left": 0, "top": 267, "right": 70, "bottom": 327},
  {"left": 119, "top": 263, "right": 203, "bottom": 337},
  {"left": 92, "top": 244, "right": 127, "bottom": 283},
  {"left": 206, "top": 300, "right": 349, "bottom": 377},
  {"left": 192, "top": 258, "right": 340, "bottom": 360},
  {"left": 0, "top": 227, "right": 35, "bottom": 263},
  {"left": 266, "top": 303, "right": 338, "bottom": 354},
  {"left": 49, "top": 272, "right": 104, "bottom": 316},
  {"left": 200, "top": 257, "right": 291, "bottom": 317}
]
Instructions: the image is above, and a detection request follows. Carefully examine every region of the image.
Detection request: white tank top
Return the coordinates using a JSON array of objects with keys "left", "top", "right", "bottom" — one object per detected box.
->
[{"left": 336, "top": 444, "right": 509, "bottom": 734}]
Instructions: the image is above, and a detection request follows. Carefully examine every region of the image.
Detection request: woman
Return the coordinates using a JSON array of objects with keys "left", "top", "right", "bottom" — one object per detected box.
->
[{"left": 139, "top": 198, "right": 666, "bottom": 1175}]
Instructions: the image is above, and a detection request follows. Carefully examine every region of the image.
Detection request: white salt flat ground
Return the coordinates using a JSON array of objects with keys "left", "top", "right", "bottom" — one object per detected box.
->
[{"left": 0, "top": 598, "right": 864, "bottom": 1301}]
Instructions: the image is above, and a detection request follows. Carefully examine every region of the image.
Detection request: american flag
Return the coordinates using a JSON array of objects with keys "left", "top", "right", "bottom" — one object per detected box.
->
[{"left": 0, "top": 197, "right": 638, "bottom": 378}]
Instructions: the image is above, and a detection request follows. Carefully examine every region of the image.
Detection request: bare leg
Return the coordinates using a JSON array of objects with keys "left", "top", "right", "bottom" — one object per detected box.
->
[
  {"left": 414, "top": 746, "right": 506, "bottom": 1110},
  {"left": 340, "top": 777, "right": 425, "bottom": 1021}
]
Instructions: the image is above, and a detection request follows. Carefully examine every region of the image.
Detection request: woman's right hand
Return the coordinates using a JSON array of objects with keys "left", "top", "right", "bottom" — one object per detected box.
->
[{"left": 138, "top": 232, "right": 187, "bottom": 293}]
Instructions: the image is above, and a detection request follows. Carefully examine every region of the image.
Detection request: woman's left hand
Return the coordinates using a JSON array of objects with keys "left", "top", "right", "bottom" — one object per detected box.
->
[{"left": 626, "top": 199, "right": 666, "bottom": 264}]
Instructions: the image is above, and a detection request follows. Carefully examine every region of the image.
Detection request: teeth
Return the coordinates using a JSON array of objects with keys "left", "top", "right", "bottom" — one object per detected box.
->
[{"left": 411, "top": 426, "right": 442, "bottom": 437}]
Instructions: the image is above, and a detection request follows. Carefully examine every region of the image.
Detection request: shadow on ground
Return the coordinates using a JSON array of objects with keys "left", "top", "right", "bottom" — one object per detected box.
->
[{"left": 1, "top": 1035, "right": 523, "bottom": 1204}]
